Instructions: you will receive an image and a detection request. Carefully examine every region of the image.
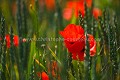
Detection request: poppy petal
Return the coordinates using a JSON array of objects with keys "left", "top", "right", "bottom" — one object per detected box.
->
[{"left": 88, "top": 34, "right": 96, "bottom": 56}]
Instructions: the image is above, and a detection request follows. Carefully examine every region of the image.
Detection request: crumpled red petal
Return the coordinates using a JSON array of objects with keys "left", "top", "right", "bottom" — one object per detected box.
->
[{"left": 59, "top": 24, "right": 84, "bottom": 40}]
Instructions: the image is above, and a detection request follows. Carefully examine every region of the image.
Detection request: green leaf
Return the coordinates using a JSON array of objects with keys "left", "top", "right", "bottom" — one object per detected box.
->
[
  {"left": 27, "top": 35, "right": 36, "bottom": 78},
  {"left": 35, "top": 59, "right": 46, "bottom": 71},
  {"left": 68, "top": 70, "right": 75, "bottom": 80},
  {"left": 47, "top": 46, "right": 61, "bottom": 65}
]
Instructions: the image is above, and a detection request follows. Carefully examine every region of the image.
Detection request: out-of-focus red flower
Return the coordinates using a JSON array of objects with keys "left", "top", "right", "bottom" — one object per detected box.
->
[
  {"left": 52, "top": 70, "right": 56, "bottom": 77},
  {"left": 0, "top": 37, "right": 2, "bottom": 41},
  {"left": 86, "top": 0, "right": 92, "bottom": 8},
  {"left": 13, "top": 35, "right": 19, "bottom": 47},
  {"left": 36, "top": 72, "right": 41, "bottom": 78},
  {"left": 41, "top": 72, "right": 49, "bottom": 80},
  {"left": 63, "top": 0, "right": 102, "bottom": 20},
  {"left": 52, "top": 61, "right": 57, "bottom": 70},
  {"left": 63, "top": 8, "right": 73, "bottom": 21},
  {"left": 59, "top": 24, "right": 96, "bottom": 61},
  {"left": 5, "top": 34, "right": 11, "bottom": 48},
  {"left": 58, "top": 74, "right": 61, "bottom": 80},
  {"left": 63, "top": 0, "right": 85, "bottom": 20},
  {"left": 47, "top": 60, "right": 61, "bottom": 79},
  {"left": 73, "top": 1, "right": 85, "bottom": 18},
  {"left": 63, "top": 0, "right": 92, "bottom": 20},
  {"left": 30, "top": 0, "right": 35, "bottom": 6},
  {"left": 51, "top": 61, "right": 58, "bottom": 77},
  {"left": 93, "top": 8, "right": 102, "bottom": 19},
  {"left": 45, "top": 0, "right": 55, "bottom": 11},
  {"left": 66, "top": 0, "right": 92, "bottom": 8}
]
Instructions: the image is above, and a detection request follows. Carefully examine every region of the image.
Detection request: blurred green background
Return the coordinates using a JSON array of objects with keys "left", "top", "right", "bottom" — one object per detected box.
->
[{"left": 0, "top": 0, "right": 120, "bottom": 80}]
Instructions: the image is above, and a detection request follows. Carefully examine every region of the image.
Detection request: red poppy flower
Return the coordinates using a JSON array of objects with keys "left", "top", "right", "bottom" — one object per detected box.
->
[
  {"left": 86, "top": 0, "right": 92, "bottom": 8},
  {"left": 5, "top": 34, "right": 11, "bottom": 48},
  {"left": 45, "top": 0, "right": 55, "bottom": 11},
  {"left": 63, "top": 0, "right": 102, "bottom": 20},
  {"left": 41, "top": 72, "right": 49, "bottom": 80},
  {"left": 93, "top": 8, "right": 102, "bottom": 19},
  {"left": 13, "top": 35, "right": 19, "bottom": 47},
  {"left": 63, "top": 0, "right": 85, "bottom": 20},
  {"left": 59, "top": 24, "right": 96, "bottom": 61},
  {"left": 63, "top": 0, "right": 93, "bottom": 20},
  {"left": 73, "top": 1, "right": 85, "bottom": 18}
]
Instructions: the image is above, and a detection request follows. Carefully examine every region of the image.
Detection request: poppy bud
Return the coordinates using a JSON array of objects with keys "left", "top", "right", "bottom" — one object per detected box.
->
[
  {"left": 5, "top": 34, "right": 10, "bottom": 48},
  {"left": 41, "top": 72, "right": 49, "bottom": 80}
]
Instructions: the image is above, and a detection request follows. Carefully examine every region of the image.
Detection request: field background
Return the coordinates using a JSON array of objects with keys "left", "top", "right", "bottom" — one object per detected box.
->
[{"left": 0, "top": 0, "right": 120, "bottom": 80}]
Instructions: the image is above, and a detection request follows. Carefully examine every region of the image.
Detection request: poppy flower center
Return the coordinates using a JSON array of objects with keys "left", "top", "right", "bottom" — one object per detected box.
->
[{"left": 70, "top": 42, "right": 75, "bottom": 44}]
